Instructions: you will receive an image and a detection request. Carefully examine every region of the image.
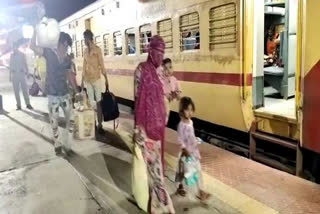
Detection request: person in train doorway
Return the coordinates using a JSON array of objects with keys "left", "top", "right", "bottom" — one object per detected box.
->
[
  {"left": 30, "top": 32, "right": 81, "bottom": 156},
  {"left": 9, "top": 41, "right": 33, "bottom": 110},
  {"left": 264, "top": 25, "right": 280, "bottom": 66},
  {"left": 34, "top": 53, "right": 47, "bottom": 96},
  {"left": 81, "top": 29, "right": 109, "bottom": 134},
  {"left": 133, "top": 35, "right": 175, "bottom": 213}
]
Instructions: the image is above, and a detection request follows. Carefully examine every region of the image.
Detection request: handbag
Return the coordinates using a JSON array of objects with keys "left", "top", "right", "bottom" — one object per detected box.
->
[
  {"left": 100, "top": 89, "right": 120, "bottom": 128},
  {"left": 29, "top": 81, "right": 40, "bottom": 96}
]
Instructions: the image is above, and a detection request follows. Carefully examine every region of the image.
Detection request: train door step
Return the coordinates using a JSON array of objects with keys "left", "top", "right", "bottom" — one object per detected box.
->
[
  {"left": 250, "top": 121, "right": 303, "bottom": 176},
  {"left": 254, "top": 111, "right": 299, "bottom": 141}
]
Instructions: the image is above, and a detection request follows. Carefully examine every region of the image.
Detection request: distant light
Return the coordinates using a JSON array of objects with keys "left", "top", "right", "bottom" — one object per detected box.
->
[{"left": 22, "top": 25, "right": 34, "bottom": 39}]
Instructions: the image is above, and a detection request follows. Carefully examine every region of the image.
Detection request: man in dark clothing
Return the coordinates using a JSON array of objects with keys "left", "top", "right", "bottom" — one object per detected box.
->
[{"left": 31, "top": 31, "right": 81, "bottom": 156}]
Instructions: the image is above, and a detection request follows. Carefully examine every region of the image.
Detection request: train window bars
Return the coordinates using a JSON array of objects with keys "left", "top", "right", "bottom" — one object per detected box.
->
[
  {"left": 103, "top": 34, "right": 109, "bottom": 56},
  {"left": 75, "top": 41, "right": 80, "bottom": 58},
  {"left": 113, "top": 31, "right": 123, "bottom": 56},
  {"left": 95, "top": 35, "right": 102, "bottom": 49},
  {"left": 140, "top": 24, "right": 152, "bottom": 54},
  {"left": 209, "top": 3, "right": 237, "bottom": 50},
  {"left": 157, "top": 19, "right": 173, "bottom": 51},
  {"left": 125, "top": 28, "right": 136, "bottom": 55},
  {"left": 81, "top": 40, "right": 85, "bottom": 57},
  {"left": 180, "top": 12, "right": 200, "bottom": 51}
]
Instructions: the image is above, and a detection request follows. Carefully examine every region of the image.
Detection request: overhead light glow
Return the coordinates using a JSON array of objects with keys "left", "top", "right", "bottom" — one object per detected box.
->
[{"left": 22, "top": 25, "right": 34, "bottom": 39}]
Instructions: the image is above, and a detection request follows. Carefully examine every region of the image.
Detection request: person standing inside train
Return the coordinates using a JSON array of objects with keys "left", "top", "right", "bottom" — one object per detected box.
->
[
  {"left": 81, "top": 30, "right": 109, "bottom": 134},
  {"left": 30, "top": 31, "right": 81, "bottom": 156},
  {"left": 9, "top": 41, "right": 33, "bottom": 110},
  {"left": 133, "top": 35, "right": 175, "bottom": 213}
]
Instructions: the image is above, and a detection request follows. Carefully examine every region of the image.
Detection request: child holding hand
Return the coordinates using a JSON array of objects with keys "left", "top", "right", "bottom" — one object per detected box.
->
[{"left": 175, "top": 97, "right": 211, "bottom": 203}]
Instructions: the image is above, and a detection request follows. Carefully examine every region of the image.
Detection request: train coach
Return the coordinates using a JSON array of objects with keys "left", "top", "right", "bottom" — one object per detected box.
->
[{"left": 60, "top": 0, "right": 320, "bottom": 178}]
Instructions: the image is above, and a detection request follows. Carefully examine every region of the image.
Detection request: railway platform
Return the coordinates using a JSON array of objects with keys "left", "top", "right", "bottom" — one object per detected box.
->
[
  {"left": 0, "top": 71, "right": 320, "bottom": 214},
  {"left": 113, "top": 112, "right": 320, "bottom": 214}
]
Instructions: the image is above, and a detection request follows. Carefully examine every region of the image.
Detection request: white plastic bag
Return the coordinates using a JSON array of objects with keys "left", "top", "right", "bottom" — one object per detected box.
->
[
  {"left": 36, "top": 17, "right": 60, "bottom": 48},
  {"left": 132, "top": 144, "right": 149, "bottom": 212}
]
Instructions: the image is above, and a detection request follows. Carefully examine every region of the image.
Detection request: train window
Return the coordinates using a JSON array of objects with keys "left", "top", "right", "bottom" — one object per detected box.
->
[
  {"left": 125, "top": 28, "right": 136, "bottom": 55},
  {"left": 95, "top": 35, "right": 102, "bottom": 49},
  {"left": 209, "top": 3, "right": 237, "bottom": 50},
  {"left": 113, "top": 31, "right": 122, "bottom": 56},
  {"left": 180, "top": 12, "right": 200, "bottom": 51},
  {"left": 76, "top": 21, "right": 78, "bottom": 26},
  {"left": 69, "top": 24, "right": 71, "bottom": 29},
  {"left": 103, "top": 34, "right": 109, "bottom": 56},
  {"left": 101, "top": 9, "right": 105, "bottom": 15},
  {"left": 75, "top": 41, "right": 80, "bottom": 58},
  {"left": 81, "top": 40, "right": 85, "bottom": 57},
  {"left": 140, "top": 24, "right": 152, "bottom": 54},
  {"left": 157, "top": 19, "right": 173, "bottom": 51}
]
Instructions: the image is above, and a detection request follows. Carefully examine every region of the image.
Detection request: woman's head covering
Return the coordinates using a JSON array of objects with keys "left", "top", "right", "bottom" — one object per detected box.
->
[
  {"left": 147, "top": 35, "right": 165, "bottom": 68},
  {"left": 135, "top": 35, "right": 166, "bottom": 142}
]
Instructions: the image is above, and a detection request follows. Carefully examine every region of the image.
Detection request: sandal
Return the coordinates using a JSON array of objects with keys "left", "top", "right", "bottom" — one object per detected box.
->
[
  {"left": 197, "top": 191, "right": 211, "bottom": 201},
  {"left": 176, "top": 185, "right": 187, "bottom": 197}
]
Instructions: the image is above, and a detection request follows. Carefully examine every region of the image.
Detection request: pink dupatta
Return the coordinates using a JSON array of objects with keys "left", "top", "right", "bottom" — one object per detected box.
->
[{"left": 135, "top": 35, "right": 166, "bottom": 161}]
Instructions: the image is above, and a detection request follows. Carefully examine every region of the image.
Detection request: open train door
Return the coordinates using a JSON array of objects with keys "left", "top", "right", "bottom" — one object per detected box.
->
[{"left": 301, "top": 0, "right": 320, "bottom": 153}]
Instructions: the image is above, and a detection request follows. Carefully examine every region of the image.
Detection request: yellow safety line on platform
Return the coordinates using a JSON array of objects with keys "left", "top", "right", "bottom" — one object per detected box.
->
[{"left": 165, "top": 153, "right": 278, "bottom": 214}]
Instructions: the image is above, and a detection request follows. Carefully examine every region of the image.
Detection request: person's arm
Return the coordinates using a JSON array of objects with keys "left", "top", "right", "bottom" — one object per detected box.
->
[
  {"left": 134, "top": 65, "right": 142, "bottom": 100},
  {"left": 22, "top": 54, "right": 29, "bottom": 76},
  {"left": 30, "top": 30, "right": 44, "bottom": 56},
  {"left": 174, "top": 77, "right": 182, "bottom": 100},
  {"left": 67, "top": 71, "right": 79, "bottom": 93},
  {"left": 177, "top": 124, "right": 190, "bottom": 157},
  {"left": 81, "top": 56, "right": 86, "bottom": 89},
  {"left": 98, "top": 47, "right": 108, "bottom": 89}
]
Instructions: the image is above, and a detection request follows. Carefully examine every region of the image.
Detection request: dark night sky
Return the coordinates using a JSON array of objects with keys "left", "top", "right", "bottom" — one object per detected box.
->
[
  {"left": 0, "top": 0, "right": 96, "bottom": 20},
  {"left": 41, "top": 0, "right": 96, "bottom": 20}
]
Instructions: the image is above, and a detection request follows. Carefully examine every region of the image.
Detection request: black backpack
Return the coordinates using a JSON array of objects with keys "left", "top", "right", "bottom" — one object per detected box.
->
[{"left": 101, "top": 89, "right": 120, "bottom": 123}]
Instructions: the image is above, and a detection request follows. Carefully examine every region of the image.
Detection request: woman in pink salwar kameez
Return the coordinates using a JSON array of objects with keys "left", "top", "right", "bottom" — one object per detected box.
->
[{"left": 133, "top": 35, "right": 175, "bottom": 214}]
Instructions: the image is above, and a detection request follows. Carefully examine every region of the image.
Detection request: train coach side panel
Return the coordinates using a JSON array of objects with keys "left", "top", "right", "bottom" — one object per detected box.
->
[{"left": 301, "top": 0, "right": 320, "bottom": 153}]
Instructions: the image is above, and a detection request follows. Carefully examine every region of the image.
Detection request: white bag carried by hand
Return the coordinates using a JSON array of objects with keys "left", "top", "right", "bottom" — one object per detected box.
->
[
  {"left": 36, "top": 17, "right": 60, "bottom": 48},
  {"left": 132, "top": 144, "right": 149, "bottom": 212}
]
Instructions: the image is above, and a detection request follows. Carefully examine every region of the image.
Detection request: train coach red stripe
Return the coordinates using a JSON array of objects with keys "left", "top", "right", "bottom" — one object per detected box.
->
[
  {"left": 104, "top": 68, "right": 252, "bottom": 86},
  {"left": 174, "top": 71, "right": 252, "bottom": 86}
]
